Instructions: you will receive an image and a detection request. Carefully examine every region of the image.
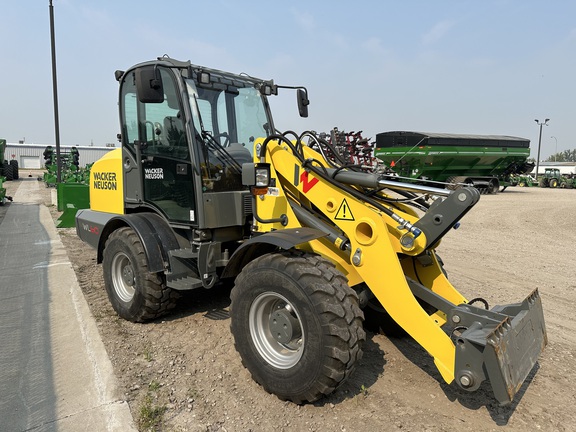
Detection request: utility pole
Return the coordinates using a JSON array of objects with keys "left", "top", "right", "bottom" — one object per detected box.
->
[
  {"left": 534, "top": 118, "right": 549, "bottom": 180},
  {"left": 49, "top": 0, "right": 62, "bottom": 183}
]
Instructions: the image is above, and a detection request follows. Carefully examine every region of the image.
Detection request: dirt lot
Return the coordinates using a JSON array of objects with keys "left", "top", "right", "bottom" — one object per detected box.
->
[{"left": 5, "top": 177, "right": 575, "bottom": 431}]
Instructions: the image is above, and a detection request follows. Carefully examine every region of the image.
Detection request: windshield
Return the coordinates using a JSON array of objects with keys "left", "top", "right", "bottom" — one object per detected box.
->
[
  {"left": 185, "top": 79, "right": 271, "bottom": 192},
  {"left": 185, "top": 79, "right": 270, "bottom": 155}
]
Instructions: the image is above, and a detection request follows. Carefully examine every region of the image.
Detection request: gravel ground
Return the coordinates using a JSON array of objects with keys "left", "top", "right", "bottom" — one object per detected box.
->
[{"left": 6, "top": 177, "right": 575, "bottom": 432}]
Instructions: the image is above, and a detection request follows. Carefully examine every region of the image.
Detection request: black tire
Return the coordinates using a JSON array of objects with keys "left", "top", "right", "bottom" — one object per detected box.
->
[
  {"left": 549, "top": 178, "right": 559, "bottom": 188},
  {"left": 362, "top": 295, "right": 408, "bottom": 338},
  {"left": 102, "top": 227, "right": 177, "bottom": 322},
  {"left": 488, "top": 179, "right": 499, "bottom": 194},
  {"left": 2, "top": 163, "right": 13, "bottom": 181},
  {"left": 9, "top": 160, "right": 18, "bottom": 180},
  {"left": 230, "top": 250, "right": 365, "bottom": 403},
  {"left": 539, "top": 178, "right": 548, "bottom": 188}
]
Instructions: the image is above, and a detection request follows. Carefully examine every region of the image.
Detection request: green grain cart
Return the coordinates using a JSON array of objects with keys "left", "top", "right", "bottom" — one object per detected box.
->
[{"left": 374, "top": 131, "right": 534, "bottom": 193}]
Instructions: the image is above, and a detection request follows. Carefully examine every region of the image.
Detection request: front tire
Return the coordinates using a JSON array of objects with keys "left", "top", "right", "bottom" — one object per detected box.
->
[
  {"left": 230, "top": 250, "right": 365, "bottom": 403},
  {"left": 102, "top": 227, "right": 177, "bottom": 322}
]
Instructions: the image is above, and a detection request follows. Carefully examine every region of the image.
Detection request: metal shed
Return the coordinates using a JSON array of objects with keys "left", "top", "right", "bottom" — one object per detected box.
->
[{"left": 4, "top": 143, "right": 115, "bottom": 169}]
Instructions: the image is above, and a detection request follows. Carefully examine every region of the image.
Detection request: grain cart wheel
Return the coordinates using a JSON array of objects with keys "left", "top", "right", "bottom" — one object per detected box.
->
[
  {"left": 230, "top": 250, "right": 365, "bottom": 403},
  {"left": 2, "top": 162, "right": 13, "bottom": 181},
  {"left": 9, "top": 160, "right": 19, "bottom": 180},
  {"left": 102, "top": 227, "right": 177, "bottom": 322}
]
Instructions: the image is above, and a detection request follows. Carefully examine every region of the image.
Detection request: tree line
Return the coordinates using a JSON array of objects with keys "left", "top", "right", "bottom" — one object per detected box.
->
[{"left": 545, "top": 149, "right": 576, "bottom": 162}]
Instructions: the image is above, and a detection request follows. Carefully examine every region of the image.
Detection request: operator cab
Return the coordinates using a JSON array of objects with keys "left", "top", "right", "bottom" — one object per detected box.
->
[{"left": 116, "top": 57, "right": 288, "bottom": 228}]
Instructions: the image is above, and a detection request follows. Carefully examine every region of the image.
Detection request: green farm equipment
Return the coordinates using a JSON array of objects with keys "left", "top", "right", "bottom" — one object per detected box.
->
[
  {"left": 42, "top": 145, "right": 85, "bottom": 186},
  {"left": 374, "top": 132, "right": 534, "bottom": 194},
  {"left": 538, "top": 168, "right": 575, "bottom": 188},
  {"left": 0, "top": 139, "right": 14, "bottom": 204},
  {"left": 1, "top": 138, "right": 19, "bottom": 183},
  {"left": 508, "top": 174, "right": 538, "bottom": 187},
  {"left": 42, "top": 145, "right": 92, "bottom": 227},
  {"left": 538, "top": 168, "right": 562, "bottom": 188}
]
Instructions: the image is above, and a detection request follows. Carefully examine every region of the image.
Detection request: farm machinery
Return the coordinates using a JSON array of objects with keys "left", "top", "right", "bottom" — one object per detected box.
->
[
  {"left": 538, "top": 168, "right": 576, "bottom": 189},
  {"left": 75, "top": 56, "right": 546, "bottom": 406},
  {"left": 0, "top": 138, "right": 15, "bottom": 204},
  {"left": 373, "top": 131, "right": 534, "bottom": 193},
  {"left": 314, "top": 128, "right": 380, "bottom": 171},
  {"left": 42, "top": 145, "right": 90, "bottom": 186},
  {"left": 1, "top": 139, "right": 13, "bottom": 204},
  {"left": 42, "top": 145, "right": 91, "bottom": 227}
]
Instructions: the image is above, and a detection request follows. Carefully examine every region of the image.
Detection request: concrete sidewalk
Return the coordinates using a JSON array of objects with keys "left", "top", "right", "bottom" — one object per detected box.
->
[{"left": 0, "top": 179, "right": 136, "bottom": 431}]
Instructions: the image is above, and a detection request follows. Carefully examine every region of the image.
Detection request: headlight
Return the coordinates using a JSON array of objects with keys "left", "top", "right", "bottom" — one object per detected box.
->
[{"left": 255, "top": 166, "right": 270, "bottom": 187}]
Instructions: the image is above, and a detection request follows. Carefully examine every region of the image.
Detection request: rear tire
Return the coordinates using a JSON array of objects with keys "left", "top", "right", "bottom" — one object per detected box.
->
[
  {"left": 230, "top": 250, "right": 365, "bottom": 403},
  {"left": 102, "top": 227, "right": 177, "bottom": 322},
  {"left": 549, "top": 178, "right": 559, "bottom": 188}
]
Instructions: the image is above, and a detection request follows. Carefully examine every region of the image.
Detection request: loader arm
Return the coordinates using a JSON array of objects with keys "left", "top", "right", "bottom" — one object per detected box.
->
[{"left": 247, "top": 134, "right": 546, "bottom": 404}]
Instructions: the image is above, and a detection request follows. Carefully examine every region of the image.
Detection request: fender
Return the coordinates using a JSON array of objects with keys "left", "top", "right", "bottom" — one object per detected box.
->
[
  {"left": 77, "top": 209, "right": 180, "bottom": 273},
  {"left": 221, "top": 227, "right": 326, "bottom": 279},
  {"left": 104, "top": 213, "right": 180, "bottom": 273}
]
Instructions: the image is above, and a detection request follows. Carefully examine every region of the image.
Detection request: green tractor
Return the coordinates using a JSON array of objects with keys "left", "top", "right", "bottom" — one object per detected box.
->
[
  {"left": 539, "top": 168, "right": 563, "bottom": 188},
  {"left": 0, "top": 139, "right": 14, "bottom": 204},
  {"left": 538, "top": 168, "right": 576, "bottom": 189}
]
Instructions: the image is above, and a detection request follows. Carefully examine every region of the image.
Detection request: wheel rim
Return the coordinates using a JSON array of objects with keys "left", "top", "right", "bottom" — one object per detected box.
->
[
  {"left": 249, "top": 292, "right": 305, "bottom": 369},
  {"left": 111, "top": 252, "right": 136, "bottom": 303}
]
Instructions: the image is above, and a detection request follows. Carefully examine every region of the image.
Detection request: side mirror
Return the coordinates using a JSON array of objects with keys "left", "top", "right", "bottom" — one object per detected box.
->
[
  {"left": 297, "top": 88, "right": 309, "bottom": 118},
  {"left": 135, "top": 66, "right": 164, "bottom": 103}
]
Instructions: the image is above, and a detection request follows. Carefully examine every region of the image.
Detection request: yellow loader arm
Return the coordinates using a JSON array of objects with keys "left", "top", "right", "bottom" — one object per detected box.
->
[{"left": 245, "top": 134, "right": 546, "bottom": 404}]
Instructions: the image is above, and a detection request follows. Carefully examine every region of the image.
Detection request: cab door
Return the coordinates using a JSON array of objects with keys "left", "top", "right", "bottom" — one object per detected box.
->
[{"left": 120, "top": 66, "right": 197, "bottom": 224}]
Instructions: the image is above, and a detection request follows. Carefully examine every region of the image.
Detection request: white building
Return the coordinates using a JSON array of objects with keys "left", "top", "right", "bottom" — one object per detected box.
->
[{"left": 4, "top": 142, "right": 115, "bottom": 169}]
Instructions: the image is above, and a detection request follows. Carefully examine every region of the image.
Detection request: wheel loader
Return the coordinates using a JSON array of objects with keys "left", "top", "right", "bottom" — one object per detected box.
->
[{"left": 75, "top": 56, "right": 546, "bottom": 406}]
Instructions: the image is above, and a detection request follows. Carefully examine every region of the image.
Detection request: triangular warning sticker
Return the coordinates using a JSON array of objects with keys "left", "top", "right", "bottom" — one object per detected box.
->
[{"left": 335, "top": 199, "right": 355, "bottom": 221}]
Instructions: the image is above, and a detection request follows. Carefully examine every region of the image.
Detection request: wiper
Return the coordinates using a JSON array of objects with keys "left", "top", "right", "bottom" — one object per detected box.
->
[
  {"left": 190, "top": 93, "right": 242, "bottom": 174},
  {"left": 202, "top": 131, "right": 242, "bottom": 173}
]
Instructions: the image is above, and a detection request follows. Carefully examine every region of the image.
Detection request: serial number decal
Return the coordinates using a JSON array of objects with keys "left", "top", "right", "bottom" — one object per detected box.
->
[
  {"left": 93, "top": 171, "right": 118, "bottom": 190},
  {"left": 144, "top": 167, "right": 164, "bottom": 180}
]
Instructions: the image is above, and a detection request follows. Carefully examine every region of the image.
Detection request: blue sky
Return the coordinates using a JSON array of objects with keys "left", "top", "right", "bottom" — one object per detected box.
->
[{"left": 1, "top": 0, "right": 574, "bottom": 159}]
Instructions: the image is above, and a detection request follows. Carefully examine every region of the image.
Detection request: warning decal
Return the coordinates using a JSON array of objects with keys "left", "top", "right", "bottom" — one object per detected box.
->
[{"left": 335, "top": 199, "right": 355, "bottom": 221}]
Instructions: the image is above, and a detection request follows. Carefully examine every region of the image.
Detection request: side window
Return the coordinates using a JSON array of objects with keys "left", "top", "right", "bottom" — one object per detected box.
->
[
  {"left": 121, "top": 74, "right": 138, "bottom": 152},
  {"left": 141, "top": 69, "right": 187, "bottom": 158}
]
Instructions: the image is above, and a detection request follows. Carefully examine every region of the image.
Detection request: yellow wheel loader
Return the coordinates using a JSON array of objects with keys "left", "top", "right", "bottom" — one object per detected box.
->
[{"left": 76, "top": 56, "right": 546, "bottom": 405}]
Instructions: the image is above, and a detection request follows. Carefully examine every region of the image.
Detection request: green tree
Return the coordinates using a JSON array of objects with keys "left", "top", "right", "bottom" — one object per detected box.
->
[{"left": 545, "top": 149, "right": 576, "bottom": 162}]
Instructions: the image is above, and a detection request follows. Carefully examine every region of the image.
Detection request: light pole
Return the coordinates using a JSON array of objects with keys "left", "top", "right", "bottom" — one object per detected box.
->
[
  {"left": 534, "top": 118, "right": 550, "bottom": 179},
  {"left": 551, "top": 136, "right": 558, "bottom": 162},
  {"left": 49, "top": 0, "right": 62, "bottom": 183}
]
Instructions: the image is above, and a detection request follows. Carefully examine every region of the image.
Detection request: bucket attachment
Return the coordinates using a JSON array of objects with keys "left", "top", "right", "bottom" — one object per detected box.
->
[{"left": 451, "top": 289, "right": 547, "bottom": 404}]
